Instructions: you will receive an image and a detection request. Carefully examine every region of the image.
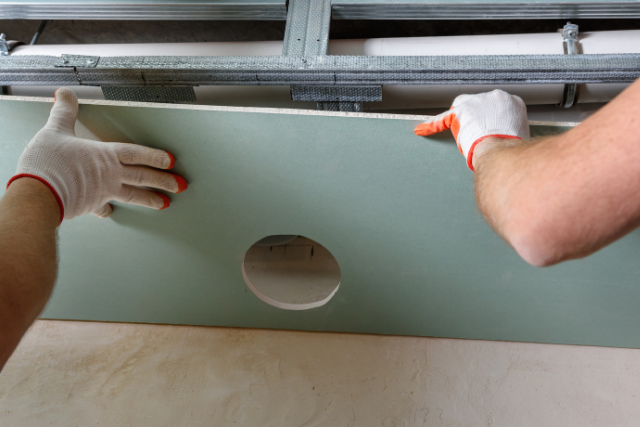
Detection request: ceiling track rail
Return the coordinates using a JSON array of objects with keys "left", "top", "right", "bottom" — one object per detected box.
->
[
  {"left": 1, "top": 54, "right": 638, "bottom": 86},
  {"left": 0, "top": 1, "right": 288, "bottom": 20},
  {"left": 1, "top": 0, "right": 639, "bottom": 20},
  {"left": 1, "top": 0, "right": 637, "bottom": 106},
  {"left": 331, "top": 1, "right": 640, "bottom": 20}
]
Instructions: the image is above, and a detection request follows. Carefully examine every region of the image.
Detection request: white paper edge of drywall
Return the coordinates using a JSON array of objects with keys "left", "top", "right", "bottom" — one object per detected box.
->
[{"left": 0, "top": 95, "right": 580, "bottom": 127}]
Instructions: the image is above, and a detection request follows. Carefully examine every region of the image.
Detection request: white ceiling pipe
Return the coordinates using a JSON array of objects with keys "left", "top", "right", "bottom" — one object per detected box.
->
[
  {"left": 11, "top": 40, "right": 284, "bottom": 57},
  {"left": 331, "top": 30, "right": 638, "bottom": 109},
  {"left": 9, "top": 30, "right": 640, "bottom": 109}
]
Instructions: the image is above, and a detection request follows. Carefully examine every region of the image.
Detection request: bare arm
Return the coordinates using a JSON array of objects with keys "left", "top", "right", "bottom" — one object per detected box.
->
[
  {"left": 473, "top": 79, "right": 640, "bottom": 266},
  {"left": 0, "top": 178, "right": 59, "bottom": 370},
  {"left": 0, "top": 87, "right": 188, "bottom": 370}
]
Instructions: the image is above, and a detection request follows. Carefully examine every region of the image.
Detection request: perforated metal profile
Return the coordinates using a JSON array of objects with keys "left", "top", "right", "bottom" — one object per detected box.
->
[
  {"left": 56, "top": 55, "right": 100, "bottom": 68},
  {"left": 281, "top": 0, "right": 340, "bottom": 105},
  {"left": 0, "top": 0, "right": 287, "bottom": 20},
  {"left": 102, "top": 86, "right": 196, "bottom": 103},
  {"left": 291, "top": 85, "right": 381, "bottom": 101},
  {"left": 331, "top": 0, "right": 640, "bottom": 20},
  {"left": 1, "top": 54, "right": 639, "bottom": 86},
  {"left": 317, "top": 101, "right": 363, "bottom": 112},
  {"left": 346, "top": 102, "right": 362, "bottom": 112},
  {"left": 282, "top": 0, "right": 332, "bottom": 57},
  {"left": 2, "top": 0, "right": 638, "bottom": 21}
]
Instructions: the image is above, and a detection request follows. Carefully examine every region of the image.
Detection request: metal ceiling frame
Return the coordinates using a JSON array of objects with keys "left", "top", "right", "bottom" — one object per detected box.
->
[
  {"left": 2, "top": 0, "right": 640, "bottom": 20},
  {"left": 1, "top": 0, "right": 639, "bottom": 109},
  {"left": 332, "top": 0, "right": 640, "bottom": 20},
  {"left": 2, "top": 53, "right": 638, "bottom": 86},
  {"left": 0, "top": 0, "right": 288, "bottom": 20}
]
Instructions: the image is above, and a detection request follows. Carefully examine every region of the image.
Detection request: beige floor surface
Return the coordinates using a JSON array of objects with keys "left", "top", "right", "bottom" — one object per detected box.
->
[{"left": 0, "top": 320, "right": 639, "bottom": 426}]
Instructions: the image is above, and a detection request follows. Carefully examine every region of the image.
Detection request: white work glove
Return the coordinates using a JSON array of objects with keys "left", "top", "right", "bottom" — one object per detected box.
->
[
  {"left": 414, "top": 90, "right": 530, "bottom": 171},
  {"left": 7, "top": 87, "right": 188, "bottom": 223}
]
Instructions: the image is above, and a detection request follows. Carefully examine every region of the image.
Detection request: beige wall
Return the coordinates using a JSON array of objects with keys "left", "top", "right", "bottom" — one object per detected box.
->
[{"left": 1, "top": 320, "right": 639, "bottom": 426}]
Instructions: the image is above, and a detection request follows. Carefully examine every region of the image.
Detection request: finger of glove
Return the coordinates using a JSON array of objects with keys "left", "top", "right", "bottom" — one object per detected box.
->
[
  {"left": 92, "top": 203, "right": 113, "bottom": 218},
  {"left": 414, "top": 110, "right": 456, "bottom": 136},
  {"left": 115, "top": 185, "right": 170, "bottom": 210},
  {"left": 45, "top": 87, "right": 78, "bottom": 135},
  {"left": 121, "top": 166, "right": 188, "bottom": 193},
  {"left": 113, "top": 143, "right": 175, "bottom": 170}
]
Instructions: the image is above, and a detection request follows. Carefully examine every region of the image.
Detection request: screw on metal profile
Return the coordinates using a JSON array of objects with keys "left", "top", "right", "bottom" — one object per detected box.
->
[{"left": 562, "top": 22, "right": 579, "bottom": 45}]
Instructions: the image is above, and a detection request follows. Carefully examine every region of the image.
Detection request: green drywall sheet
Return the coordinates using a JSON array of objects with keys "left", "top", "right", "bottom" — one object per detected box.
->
[{"left": 1, "top": 98, "right": 639, "bottom": 348}]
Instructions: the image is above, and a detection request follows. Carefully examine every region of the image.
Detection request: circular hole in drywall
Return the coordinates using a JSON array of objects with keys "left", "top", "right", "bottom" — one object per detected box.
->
[
  {"left": 242, "top": 235, "right": 341, "bottom": 310},
  {"left": 253, "top": 235, "right": 298, "bottom": 247}
]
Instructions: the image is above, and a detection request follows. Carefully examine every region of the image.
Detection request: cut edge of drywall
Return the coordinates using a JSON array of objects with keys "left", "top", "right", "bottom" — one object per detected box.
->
[{"left": 0, "top": 95, "right": 579, "bottom": 127}]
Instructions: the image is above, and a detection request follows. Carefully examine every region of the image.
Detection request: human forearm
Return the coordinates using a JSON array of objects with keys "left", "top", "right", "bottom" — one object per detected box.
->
[
  {"left": 473, "top": 81, "right": 640, "bottom": 266},
  {"left": 0, "top": 177, "right": 59, "bottom": 370},
  {"left": 473, "top": 135, "right": 567, "bottom": 265},
  {"left": 0, "top": 88, "right": 187, "bottom": 369},
  {"left": 415, "top": 83, "right": 640, "bottom": 266}
]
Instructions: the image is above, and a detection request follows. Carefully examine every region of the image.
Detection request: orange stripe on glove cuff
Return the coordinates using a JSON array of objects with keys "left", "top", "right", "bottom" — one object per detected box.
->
[
  {"left": 465, "top": 135, "right": 522, "bottom": 172},
  {"left": 7, "top": 174, "right": 65, "bottom": 224}
]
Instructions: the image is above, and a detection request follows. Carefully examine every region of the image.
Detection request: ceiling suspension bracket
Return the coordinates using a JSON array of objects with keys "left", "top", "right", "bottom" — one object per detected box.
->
[{"left": 558, "top": 22, "right": 581, "bottom": 109}]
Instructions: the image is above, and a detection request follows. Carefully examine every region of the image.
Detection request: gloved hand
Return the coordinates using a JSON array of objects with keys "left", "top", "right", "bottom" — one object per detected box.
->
[
  {"left": 7, "top": 87, "right": 187, "bottom": 223},
  {"left": 414, "top": 89, "right": 530, "bottom": 171}
]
